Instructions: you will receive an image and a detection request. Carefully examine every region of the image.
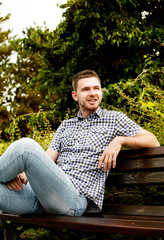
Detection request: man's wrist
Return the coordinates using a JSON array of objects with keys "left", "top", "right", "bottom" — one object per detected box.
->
[{"left": 113, "top": 136, "right": 125, "bottom": 147}]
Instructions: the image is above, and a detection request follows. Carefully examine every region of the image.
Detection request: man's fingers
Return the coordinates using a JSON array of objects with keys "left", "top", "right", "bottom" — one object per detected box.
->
[
  {"left": 98, "top": 154, "right": 104, "bottom": 169},
  {"left": 112, "top": 155, "right": 117, "bottom": 169},
  {"left": 99, "top": 152, "right": 117, "bottom": 172},
  {"left": 103, "top": 155, "right": 108, "bottom": 172},
  {"left": 6, "top": 177, "right": 23, "bottom": 191},
  {"left": 98, "top": 137, "right": 122, "bottom": 172},
  {"left": 6, "top": 183, "right": 12, "bottom": 190},
  {"left": 19, "top": 173, "right": 28, "bottom": 185},
  {"left": 104, "top": 155, "right": 113, "bottom": 172}
]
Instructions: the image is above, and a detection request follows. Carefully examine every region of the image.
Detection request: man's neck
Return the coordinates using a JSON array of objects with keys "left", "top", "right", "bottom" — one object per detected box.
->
[{"left": 80, "top": 108, "right": 99, "bottom": 118}]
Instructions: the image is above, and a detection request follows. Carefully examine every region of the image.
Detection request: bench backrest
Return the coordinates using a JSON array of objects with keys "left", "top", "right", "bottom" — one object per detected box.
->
[{"left": 103, "top": 146, "right": 164, "bottom": 217}]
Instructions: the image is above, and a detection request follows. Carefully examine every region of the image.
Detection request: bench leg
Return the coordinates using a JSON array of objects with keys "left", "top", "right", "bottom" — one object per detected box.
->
[{"left": 1, "top": 220, "right": 29, "bottom": 240}]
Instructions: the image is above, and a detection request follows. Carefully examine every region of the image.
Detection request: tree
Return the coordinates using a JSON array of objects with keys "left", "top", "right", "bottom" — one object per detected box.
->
[
  {"left": 0, "top": 2, "right": 12, "bottom": 131},
  {"left": 21, "top": 0, "right": 163, "bottom": 113},
  {"left": 1, "top": 27, "right": 52, "bottom": 119},
  {"left": 1, "top": 0, "right": 163, "bottom": 143},
  {"left": 0, "top": 2, "right": 12, "bottom": 102},
  {"left": 1, "top": 0, "right": 163, "bottom": 121}
]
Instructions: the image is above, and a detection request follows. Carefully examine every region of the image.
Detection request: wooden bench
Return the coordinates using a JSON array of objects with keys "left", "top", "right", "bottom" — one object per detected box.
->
[{"left": 0, "top": 146, "right": 164, "bottom": 240}]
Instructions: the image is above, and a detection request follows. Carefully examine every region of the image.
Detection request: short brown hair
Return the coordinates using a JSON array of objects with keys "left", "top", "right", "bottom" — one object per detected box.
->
[{"left": 72, "top": 70, "right": 101, "bottom": 92}]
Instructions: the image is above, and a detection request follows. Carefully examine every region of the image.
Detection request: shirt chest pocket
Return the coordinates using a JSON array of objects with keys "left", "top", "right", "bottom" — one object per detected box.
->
[
  {"left": 86, "top": 126, "right": 109, "bottom": 149},
  {"left": 62, "top": 128, "right": 78, "bottom": 147}
]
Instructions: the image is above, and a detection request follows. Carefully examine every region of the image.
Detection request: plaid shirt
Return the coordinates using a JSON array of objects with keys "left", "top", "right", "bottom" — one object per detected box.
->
[{"left": 49, "top": 108, "right": 141, "bottom": 209}]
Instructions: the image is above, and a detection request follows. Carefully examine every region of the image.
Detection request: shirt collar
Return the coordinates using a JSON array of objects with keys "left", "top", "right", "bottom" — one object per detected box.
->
[{"left": 77, "top": 107, "right": 103, "bottom": 120}]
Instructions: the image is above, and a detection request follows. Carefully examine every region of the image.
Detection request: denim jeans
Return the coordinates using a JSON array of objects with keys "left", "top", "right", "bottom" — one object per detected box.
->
[{"left": 0, "top": 138, "right": 87, "bottom": 216}]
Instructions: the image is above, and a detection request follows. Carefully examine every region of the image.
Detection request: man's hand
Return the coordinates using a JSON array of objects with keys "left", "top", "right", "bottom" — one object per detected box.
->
[
  {"left": 98, "top": 137, "right": 122, "bottom": 172},
  {"left": 6, "top": 172, "right": 28, "bottom": 191},
  {"left": 98, "top": 129, "right": 160, "bottom": 172}
]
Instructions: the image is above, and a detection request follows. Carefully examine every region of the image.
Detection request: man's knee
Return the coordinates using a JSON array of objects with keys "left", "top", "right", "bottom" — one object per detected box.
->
[{"left": 10, "top": 138, "right": 40, "bottom": 153}]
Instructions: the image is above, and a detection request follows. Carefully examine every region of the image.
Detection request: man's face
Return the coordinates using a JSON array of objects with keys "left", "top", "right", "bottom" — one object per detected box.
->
[{"left": 72, "top": 77, "right": 103, "bottom": 118}]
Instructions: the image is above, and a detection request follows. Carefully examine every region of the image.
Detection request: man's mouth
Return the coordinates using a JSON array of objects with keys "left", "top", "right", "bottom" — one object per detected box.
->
[{"left": 88, "top": 99, "right": 97, "bottom": 103}]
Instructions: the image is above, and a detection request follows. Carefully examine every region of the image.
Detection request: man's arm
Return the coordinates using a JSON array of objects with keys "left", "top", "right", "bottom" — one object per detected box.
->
[
  {"left": 117, "top": 129, "right": 160, "bottom": 149},
  {"left": 98, "top": 129, "right": 160, "bottom": 172},
  {"left": 46, "top": 148, "right": 59, "bottom": 163}
]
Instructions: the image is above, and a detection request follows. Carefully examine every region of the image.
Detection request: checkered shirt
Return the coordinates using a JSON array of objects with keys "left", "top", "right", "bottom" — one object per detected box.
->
[{"left": 49, "top": 108, "right": 142, "bottom": 210}]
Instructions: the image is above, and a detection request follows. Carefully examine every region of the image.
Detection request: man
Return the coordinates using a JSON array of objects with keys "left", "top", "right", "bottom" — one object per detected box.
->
[{"left": 0, "top": 70, "right": 160, "bottom": 216}]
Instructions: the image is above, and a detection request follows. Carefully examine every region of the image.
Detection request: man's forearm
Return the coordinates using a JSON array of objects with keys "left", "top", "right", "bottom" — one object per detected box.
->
[
  {"left": 117, "top": 130, "right": 160, "bottom": 149},
  {"left": 98, "top": 129, "right": 160, "bottom": 172},
  {"left": 46, "top": 148, "right": 59, "bottom": 162}
]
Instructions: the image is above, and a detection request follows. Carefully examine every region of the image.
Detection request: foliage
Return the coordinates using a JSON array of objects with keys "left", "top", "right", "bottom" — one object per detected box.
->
[
  {"left": 5, "top": 110, "right": 56, "bottom": 141},
  {"left": 1, "top": 33, "right": 49, "bottom": 119},
  {"left": 0, "top": 3, "right": 12, "bottom": 70},
  {"left": 0, "top": 105, "right": 10, "bottom": 131},
  {"left": 10, "top": 224, "right": 164, "bottom": 240},
  {"left": 0, "top": 0, "right": 164, "bottom": 130},
  {"left": 0, "top": 2, "right": 12, "bottom": 130},
  {"left": 102, "top": 55, "right": 164, "bottom": 145},
  {"left": 0, "top": 140, "right": 10, "bottom": 155},
  {"left": 5, "top": 0, "right": 162, "bottom": 116},
  {"left": 20, "top": 228, "right": 57, "bottom": 240}
]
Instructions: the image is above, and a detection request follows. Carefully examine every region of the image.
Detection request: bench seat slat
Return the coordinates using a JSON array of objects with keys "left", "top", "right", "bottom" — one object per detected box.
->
[
  {"left": 107, "top": 172, "right": 164, "bottom": 185},
  {"left": 118, "top": 146, "right": 164, "bottom": 160},
  {"left": 1, "top": 213, "right": 164, "bottom": 237},
  {"left": 115, "top": 157, "right": 164, "bottom": 172},
  {"left": 102, "top": 205, "right": 164, "bottom": 217},
  {"left": 101, "top": 214, "right": 164, "bottom": 221}
]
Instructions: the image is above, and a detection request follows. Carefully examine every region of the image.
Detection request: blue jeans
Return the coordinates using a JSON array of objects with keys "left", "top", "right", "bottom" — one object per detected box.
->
[{"left": 0, "top": 138, "right": 87, "bottom": 216}]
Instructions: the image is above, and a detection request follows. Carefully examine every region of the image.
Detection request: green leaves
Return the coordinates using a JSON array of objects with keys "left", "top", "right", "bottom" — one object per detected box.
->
[
  {"left": 103, "top": 54, "right": 164, "bottom": 144},
  {"left": 1, "top": 0, "right": 164, "bottom": 141}
]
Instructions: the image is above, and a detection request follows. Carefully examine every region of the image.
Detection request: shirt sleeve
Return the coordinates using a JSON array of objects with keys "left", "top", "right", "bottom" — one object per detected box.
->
[
  {"left": 49, "top": 122, "right": 65, "bottom": 152},
  {"left": 115, "top": 112, "right": 142, "bottom": 137}
]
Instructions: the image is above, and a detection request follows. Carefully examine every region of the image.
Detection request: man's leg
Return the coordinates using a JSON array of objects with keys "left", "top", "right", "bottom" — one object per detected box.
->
[
  {"left": 0, "top": 138, "right": 87, "bottom": 216},
  {"left": 0, "top": 182, "right": 44, "bottom": 215}
]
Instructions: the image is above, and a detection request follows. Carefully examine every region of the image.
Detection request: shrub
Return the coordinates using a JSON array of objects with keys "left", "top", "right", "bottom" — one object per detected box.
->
[{"left": 102, "top": 56, "right": 164, "bottom": 145}]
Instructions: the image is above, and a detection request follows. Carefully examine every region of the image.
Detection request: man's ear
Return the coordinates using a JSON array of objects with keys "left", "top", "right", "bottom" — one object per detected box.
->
[{"left": 72, "top": 91, "right": 78, "bottom": 101}]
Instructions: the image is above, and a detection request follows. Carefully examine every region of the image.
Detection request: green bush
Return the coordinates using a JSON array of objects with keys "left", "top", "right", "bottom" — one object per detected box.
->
[
  {"left": 0, "top": 140, "right": 10, "bottom": 155},
  {"left": 102, "top": 56, "right": 164, "bottom": 145},
  {"left": 4, "top": 110, "right": 60, "bottom": 141}
]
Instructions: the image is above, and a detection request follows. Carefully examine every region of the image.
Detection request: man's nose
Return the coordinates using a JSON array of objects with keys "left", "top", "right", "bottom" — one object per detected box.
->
[{"left": 89, "top": 88, "right": 96, "bottom": 95}]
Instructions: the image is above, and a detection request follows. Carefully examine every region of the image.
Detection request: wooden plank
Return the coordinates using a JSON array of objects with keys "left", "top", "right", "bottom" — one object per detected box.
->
[
  {"left": 115, "top": 157, "right": 164, "bottom": 172},
  {"left": 107, "top": 172, "right": 164, "bottom": 185},
  {"left": 101, "top": 214, "right": 164, "bottom": 221},
  {"left": 118, "top": 146, "right": 164, "bottom": 160},
  {"left": 0, "top": 213, "right": 164, "bottom": 237},
  {"left": 102, "top": 205, "right": 164, "bottom": 217}
]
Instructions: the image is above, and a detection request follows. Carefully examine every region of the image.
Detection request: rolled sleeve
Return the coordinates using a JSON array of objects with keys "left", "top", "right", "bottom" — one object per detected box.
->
[{"left": 49, "top": 123, "right": 65, "bottom": 152}]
